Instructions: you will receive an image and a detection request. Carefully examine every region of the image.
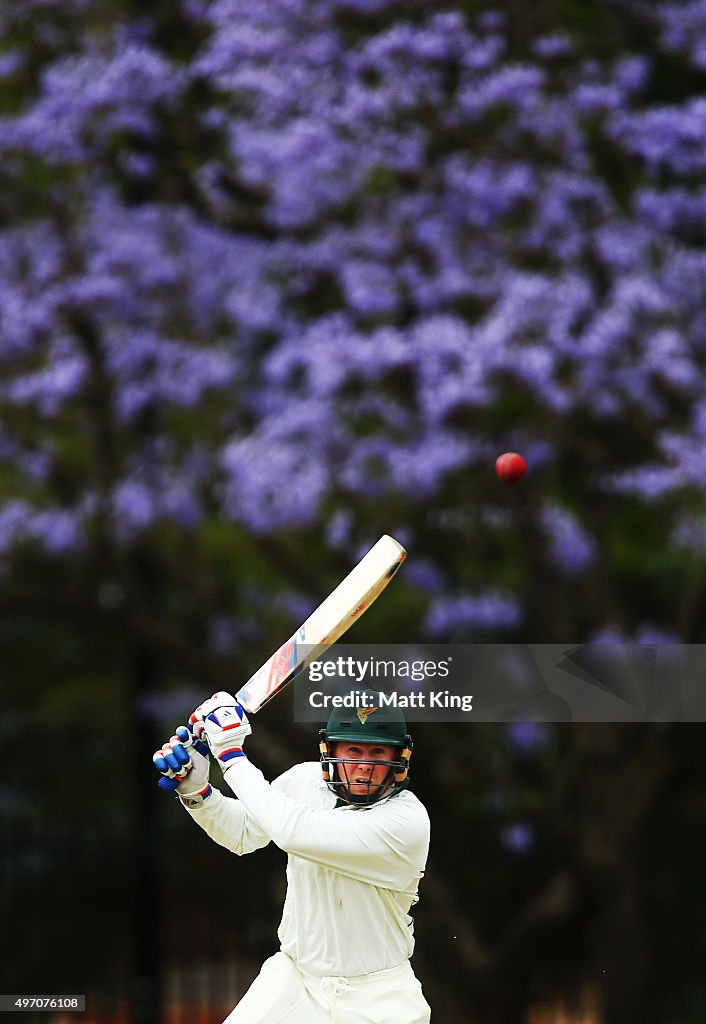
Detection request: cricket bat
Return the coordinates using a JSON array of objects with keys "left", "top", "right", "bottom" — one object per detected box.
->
[{"left": 236, "top": 534, "right": 406, "bottom": 714}]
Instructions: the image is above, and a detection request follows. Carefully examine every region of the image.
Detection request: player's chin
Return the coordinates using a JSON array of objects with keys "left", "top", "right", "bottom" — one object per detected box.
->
[{"left": 347, "top": 782, "right": 379, "bottom": 797}]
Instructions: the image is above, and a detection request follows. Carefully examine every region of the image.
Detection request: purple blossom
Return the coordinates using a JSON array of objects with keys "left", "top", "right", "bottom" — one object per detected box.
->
[
  {"left": 456, "top": 65, "right": 545, "bottom": 124},
  {"left": 637, "top": 186, "right": 706, "bottom": 238},
  {"left": 589, "top": 627, "right": 627, "bottom": 644},
  {"left": 503, "top": 722, "right": 550, "bottom": 754},
  {"left": 532, "top": 34, "right": 573, "bottom": 59},
  {"left": 160, "top": 482, "right": 201, "bottom": 530},
  {"left": 325, "top": 510, "right": 354, "bottom": 550},
  {"left": 273, "top": 590, "right": 317, "bottom": 623},
  {"left": 31, "top": 510, "right": 82, "bottom": 554},
  {"left": 0, "top": 501, "right": 82, "bottom": 556},
  {"left": 477, "top": 11, "right": 506, "bottom": 32},
  {"left": 0, "top": 501, "right": 34, "bottom": 554},
  {"left": 209, "top": 612, "right": 270, "bottom": 655},
  {"left": 404, "top": 560, "right": 446, "bottom": 596},
  {"left": 540, "top": 504, "right": 596, "bottom": 575},
  {"left": 656, "top": 1, "right": 706, "bottom": 68},
  {"left": 329, "top": 0, "right": 398, "bottom": 12},
  {"left": 609, "top": 100, "right": 706, "bottom": 175},
  {"left": 634, "top": 625, "right": 680, "bottom": 645},
  {"left": 6, "top": 349, "right": 86, "bottom": 415},
  {"left": 0, "top": 45, "right": 183, "bottom": 166},
  {"left": 221, "top": 430, "right": 330, "bottom": 533},
  {"left": 589, "top": 625, "right": 680, "bottom": 644},
  {"left": 442, "top": 157, "right": 537, "bottom": 230},
  {"left": 111, "top": 480, "right": 157, "bottom": 537},
  {"left": 107, "top": 333, "right": 235, "bottom": 419},
  {"left": 603, "top": 402, "right": 706, "bottom": 501},
  {"left": 606, "top": 466, "right": 683, "bottom": 500},
  {"left": 612, "top": 56, "right": 650, "bottom": 94},
  {"left": 424, "top": 593, "right": 522, "bottom": 637},
  {"left": 338, "top": 431, "right": 473, "bottom": 499},
  {"left": 500, "top": 822, "right": 535, "bottom": 854},
  {"left": 573, "top": 83, "right": 623, "bottom": 116},
  {"left": 340, "top": 261, "right": 399, "bottom": 317},
  {"left": 412, "top": 315, "right": 494, "bottom": 420},
  {"left": 1, "top": 0, "right": 705, "bottom": 646},
  {"left": 0, "top": 51, "right": 24, "bottom": 79},
  {"left": 672, "top": 515, "right": 706, "bottom": 553}
]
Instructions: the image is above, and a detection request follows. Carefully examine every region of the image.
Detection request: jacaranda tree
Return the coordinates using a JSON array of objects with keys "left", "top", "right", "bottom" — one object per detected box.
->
[{"left": 2, "top": 0, "right": 706, "bottom": 645}]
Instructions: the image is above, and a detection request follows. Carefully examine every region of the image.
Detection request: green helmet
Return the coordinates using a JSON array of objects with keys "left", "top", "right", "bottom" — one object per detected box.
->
[{"left": 319, "top": 688, "right": 413, "bottom": 805}]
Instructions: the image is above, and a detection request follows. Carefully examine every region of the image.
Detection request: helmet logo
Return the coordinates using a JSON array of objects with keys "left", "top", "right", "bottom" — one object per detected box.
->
[{"left": 356, "top": 706, "right": 379, "bottom": 725}]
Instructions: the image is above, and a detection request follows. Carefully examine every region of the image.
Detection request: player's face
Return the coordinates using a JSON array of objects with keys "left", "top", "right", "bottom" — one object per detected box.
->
[{"left": 331, "top": 741, "right": 399, "bottom": 799}]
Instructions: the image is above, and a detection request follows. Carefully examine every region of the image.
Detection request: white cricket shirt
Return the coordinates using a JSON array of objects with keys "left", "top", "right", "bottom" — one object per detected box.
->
[{"left": 186, "top": 759, "right": 430, "bottom": 977}]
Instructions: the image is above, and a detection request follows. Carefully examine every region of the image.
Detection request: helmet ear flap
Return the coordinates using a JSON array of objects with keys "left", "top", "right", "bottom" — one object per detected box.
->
[
  {"left": 394, "top": 736, "right": 413, "bottom": 783},
  {"left": 319, "top": 728, "right": 330, "bottom": 783}
]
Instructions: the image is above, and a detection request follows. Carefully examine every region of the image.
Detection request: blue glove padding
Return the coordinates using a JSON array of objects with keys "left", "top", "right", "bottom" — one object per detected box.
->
[{"left": 153, "top": 726, "right": 211, "bottom": 797}]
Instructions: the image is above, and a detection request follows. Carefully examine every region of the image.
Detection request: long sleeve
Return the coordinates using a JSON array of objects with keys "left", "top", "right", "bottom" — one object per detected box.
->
[
  {"left": 191, "top": 760, "right": 432, "bottom": 976},
  {"left": 183, "top": 784, "right": 271, "bottom": 856},
  {"left": 222, "top": 757, "right": 429, "bottom": 894}
]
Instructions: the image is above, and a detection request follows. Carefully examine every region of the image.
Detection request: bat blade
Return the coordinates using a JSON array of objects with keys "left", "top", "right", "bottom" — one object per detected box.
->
[{"left": 236, "top": 535, "right": 406, "bottom": 714}]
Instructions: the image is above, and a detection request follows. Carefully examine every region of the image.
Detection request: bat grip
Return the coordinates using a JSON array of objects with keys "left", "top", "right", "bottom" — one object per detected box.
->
[{"left": 175, "top": 724, "right": 210, "bottom": 758}]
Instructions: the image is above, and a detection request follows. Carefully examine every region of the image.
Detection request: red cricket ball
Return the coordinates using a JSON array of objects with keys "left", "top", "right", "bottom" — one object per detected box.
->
[{"left": 495, "top": 451, "right": 527, "bottom": 483}]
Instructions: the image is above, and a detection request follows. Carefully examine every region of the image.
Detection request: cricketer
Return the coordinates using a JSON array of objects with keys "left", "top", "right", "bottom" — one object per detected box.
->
[{"left": 154, "top": 687, "right": 431, "bottom": 1023}]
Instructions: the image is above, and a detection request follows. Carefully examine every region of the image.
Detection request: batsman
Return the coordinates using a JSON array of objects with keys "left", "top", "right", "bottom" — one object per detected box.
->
[{"left": 154, "top": 687, "right": 432, "bottom": 1023}]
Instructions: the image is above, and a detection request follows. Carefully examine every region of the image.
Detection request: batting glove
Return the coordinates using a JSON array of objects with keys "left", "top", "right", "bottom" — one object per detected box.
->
[
  {"left": 153, "top": 726, "right": 213, "bottom": 806},
  {"left": 189, "top": 691, "right": 252, "bottom": 769}
]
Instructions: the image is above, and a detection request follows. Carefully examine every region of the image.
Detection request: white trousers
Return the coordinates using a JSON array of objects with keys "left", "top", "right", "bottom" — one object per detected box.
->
[{"left": 223, "top": 951, "right": 431, "bottom": 1024}]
